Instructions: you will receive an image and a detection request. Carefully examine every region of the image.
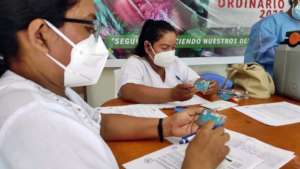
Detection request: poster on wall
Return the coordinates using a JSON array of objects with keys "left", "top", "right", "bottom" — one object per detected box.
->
[{"left": 94, "top": 0, "right": 290, "bottom": 61}]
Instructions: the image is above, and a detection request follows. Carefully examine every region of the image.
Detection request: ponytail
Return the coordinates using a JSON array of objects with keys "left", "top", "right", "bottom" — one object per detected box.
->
[{"left": 0, "top": 56, "right": 8, "bottom": 76}]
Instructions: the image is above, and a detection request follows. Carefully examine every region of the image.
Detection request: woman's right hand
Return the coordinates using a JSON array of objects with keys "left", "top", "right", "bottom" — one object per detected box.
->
[
  {"left": 182, "top": 121, "right": 230, "bottom": 169},
  {"left": 170, "top": 83, "right": 197, "bottom": 101}
]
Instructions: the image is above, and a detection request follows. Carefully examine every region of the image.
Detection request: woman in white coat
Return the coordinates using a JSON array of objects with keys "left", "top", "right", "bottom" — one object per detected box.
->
[{"left": 118, "top": 20, "right": 218, "bottom": 104}]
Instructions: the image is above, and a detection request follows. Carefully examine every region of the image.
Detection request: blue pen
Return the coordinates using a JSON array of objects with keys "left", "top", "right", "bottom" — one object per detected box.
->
[
  {"left": 176, "top": 75, "right": 184, "bottom": 82},
  {"left": 174, "top": 106, "right": 186, "bottom": 113},
  {"left": 179, "top": 133, "right": 196, "bottom": 144},
  {"left": 225, "top": 157, "right": 232, "bottom": 162}
]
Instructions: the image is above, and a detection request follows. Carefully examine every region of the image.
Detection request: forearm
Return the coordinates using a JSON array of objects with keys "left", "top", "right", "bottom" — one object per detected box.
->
[
  {"left": 119, "top": 83, "right": 173, "bottom": 104},
  {"left": 100, "top": 114, "right": 171, "bottom": 141}
]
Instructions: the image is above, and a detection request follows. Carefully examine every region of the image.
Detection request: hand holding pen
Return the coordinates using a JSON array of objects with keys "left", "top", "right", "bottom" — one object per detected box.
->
[
  {"left": 182, "top": 121, "right": 230, "bottom": 169},
  {"left": 179, "top": 108, "right": 226, "bottom": 144},
  {"left": 171, "top": 76, "right": 197, "bottom": 101}
]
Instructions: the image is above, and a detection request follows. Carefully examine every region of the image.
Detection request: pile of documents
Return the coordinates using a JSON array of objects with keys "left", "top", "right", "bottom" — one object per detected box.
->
[
  {"left": 97, "top": 105, "right": 167, "bottom": 118},
  {"left": 98, "top": 95, "right": 237, "bottom": 118},
  {"left": 124, "top": 129, "right": 295, "bottom": 169},
  {"left": 202, "top": 100, "right": 238, "bottom": 111},
  {"left": 146, "top": 95, "right": 210, "bottom": 109},
  {"left": 97, "top": 95, "right": 209, "bottom": 118},
  {"left": 98, "top": 99, "right": 297, "bottom": 169}
]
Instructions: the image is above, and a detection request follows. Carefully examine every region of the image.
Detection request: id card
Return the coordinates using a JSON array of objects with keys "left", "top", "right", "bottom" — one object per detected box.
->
[
  {"left": 197, "top": 109, "right": 226, "bottom": 128},
  {"left": 194, "top": 79, "right": 211, "bottom": 92}
]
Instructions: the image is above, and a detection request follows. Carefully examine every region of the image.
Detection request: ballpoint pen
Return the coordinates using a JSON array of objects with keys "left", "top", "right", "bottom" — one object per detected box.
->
[
  {"left": 176, "top": 75, "right": 184, "bottom": 82},
  {"left": 179, "top": 133, "right": 196, "bottom": 144}
]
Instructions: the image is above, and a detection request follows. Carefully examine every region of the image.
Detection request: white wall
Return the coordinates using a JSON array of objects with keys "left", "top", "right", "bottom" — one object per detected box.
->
[{"left": 87, "top": 64, "right": 228, "bottom": 107}]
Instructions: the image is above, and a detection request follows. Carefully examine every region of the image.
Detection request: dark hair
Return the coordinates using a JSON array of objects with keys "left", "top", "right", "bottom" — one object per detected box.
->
[
  {"left": 289, "top": 0, "right": 293, "bottom": 6},
  {"left": 134, "top": 19, "right": 177, "bottom": 57},
  {"left": 0, "top": 0, "right": 78, "bottom": 76}
]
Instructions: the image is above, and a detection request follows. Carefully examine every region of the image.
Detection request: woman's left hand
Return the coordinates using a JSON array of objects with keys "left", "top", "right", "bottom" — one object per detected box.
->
[
  {"left": 203, "top": 80, "right": 218, "bottom": 96},
  {"left": 163, "top": 107, "right": 204, "bottom": 137}
]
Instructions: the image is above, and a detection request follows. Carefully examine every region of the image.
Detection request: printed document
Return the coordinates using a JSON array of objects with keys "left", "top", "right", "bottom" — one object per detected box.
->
[
  {"left": 124, "top": 129, "right": 295, "bottom": 169},
  {"left": 234, "top": 102, "right": 300, "bottom": 126},
  {"left": 98, "top": 105, "right": 167, "bottom": 118}
]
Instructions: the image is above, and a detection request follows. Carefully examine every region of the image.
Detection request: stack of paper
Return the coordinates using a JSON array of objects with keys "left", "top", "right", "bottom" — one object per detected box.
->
[
  {"left": 124, "top": 129, "right": 295, "bottom": 169},
  {"left": 97, "top": 105, "right": 167, "bottom": 118},
  {"left": 138, "top": 95, "right": 210, "bottom": 109},
  {"left": 202, "top": 100, "right": 238, "bottom": 111},
  {"left": 124, "top": 144, "right": 262, "bottom": 169},
  {"left": 167, "top": 95, "right": 210, "bottom": 107},
  {"left": 97, "top": 95, "right": 210, "bottom": 119},
  {"left": 234, "top": 102, "right": 300, "bottom": 126}
]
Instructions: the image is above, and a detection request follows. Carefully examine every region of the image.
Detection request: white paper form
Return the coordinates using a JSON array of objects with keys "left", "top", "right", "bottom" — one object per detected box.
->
[
  {"left": 236, "top": 139, "right": 294, "bottom": 169},
  {"left": 97, "top": 105, "right": 167, "bottom": 118},
  {"left": 137, "top": 95, "right": 210, "bottom": 109},
  {"left": 202, "top": 100, "right": 238, "bottom": 111},
  {"left": 167, "top": 95, "right": 210, "bottom": 108},
  {"left": 217, "top": 148, "right": 263, "bottom": 169},
  {"left": 125, "top": 129, "right": 295, "bottom": 169},
  {"left": 234, "top": 102, "right": 300, "bottom": 126},
  {"left": 226, "top": 130, "right": 295, "bottom": 169},
  {"left": 124, "top": 144, "right": 187, "bottom": 169},
  {"left": 124, "top": 143, "right": 263, "bottom": 169},
  {"left": 165, "top": 129, "right": 252, "bottom": 145}
]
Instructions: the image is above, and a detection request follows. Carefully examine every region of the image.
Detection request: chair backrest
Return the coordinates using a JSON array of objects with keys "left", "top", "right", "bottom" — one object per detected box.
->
[
  {"left": 274, "top": 45, "right": 300, "bottom": 100},
  {"left": 114, "top": 69, "right": 122, "bottom": 97}
]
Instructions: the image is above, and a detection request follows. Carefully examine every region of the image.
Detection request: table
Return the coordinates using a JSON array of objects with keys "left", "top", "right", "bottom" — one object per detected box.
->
[{"left": 102, "top": 96, "right": 300, "bottom": 169}]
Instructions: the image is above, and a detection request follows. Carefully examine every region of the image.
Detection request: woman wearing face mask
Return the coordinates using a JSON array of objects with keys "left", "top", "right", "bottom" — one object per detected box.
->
[
  {"left": 118, "top": 19, "right": 218, "bottom": 104},
  {"left": 244, "top": 0, "right": 300, "bottom": 76},
  {"left": 0, "top": 0, "right": 229, "bottom": 168}
]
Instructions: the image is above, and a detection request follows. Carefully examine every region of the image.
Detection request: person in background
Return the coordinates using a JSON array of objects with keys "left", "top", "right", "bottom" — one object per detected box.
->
[
  {"left": 244, "top": 0, "right": 300, "bottom": 75},
  {"left": 118, "top": 19, "right": 218, "bottom": 104},
  {"left": 0, "top": 0, "right": 229, "bottom": 168}
]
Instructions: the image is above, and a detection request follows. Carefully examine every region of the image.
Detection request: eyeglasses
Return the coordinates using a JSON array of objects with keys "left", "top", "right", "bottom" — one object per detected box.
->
[{"left": 63, "top": 18, "right": 101, "bottom": 40}]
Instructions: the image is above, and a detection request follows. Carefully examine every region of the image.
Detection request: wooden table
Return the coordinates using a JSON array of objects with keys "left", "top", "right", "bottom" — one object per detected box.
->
[{"left": 102, "top": 96, "right": 300, "bottom": 169}]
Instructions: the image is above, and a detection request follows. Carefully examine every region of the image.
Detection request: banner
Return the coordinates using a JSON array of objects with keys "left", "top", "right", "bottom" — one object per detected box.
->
[
  {"left": 94, "top": 0, "right": 290, "bottom": 59},
  {"left": 208, "top": 0, "right": 289, "bottom": 27}
]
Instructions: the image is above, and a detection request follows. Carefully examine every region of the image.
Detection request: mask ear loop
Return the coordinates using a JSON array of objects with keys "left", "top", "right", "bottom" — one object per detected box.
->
[
  {"left": 46, "top": 53, "right": 92, "bottom": 81},
  {"left": 44, "top": 20, "right": 76, "bottom": 48},
  {"left": 46, "top": 53, "right": 67, "bottom": 70},
  {"left": 146, "top": 41, "right": 157, "bottom": 60},
  {"left": 43, "top": 20, "right": 93, "bottom": 83},
  {"left": 43, "top": 20, "right": 74, "bottom": 70}
]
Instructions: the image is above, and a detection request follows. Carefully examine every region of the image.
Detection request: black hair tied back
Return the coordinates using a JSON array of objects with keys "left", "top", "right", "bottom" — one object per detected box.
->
[
  {"left": 0, "top": 17, "right": 17, "bottom": 76},
  {"left": 134, "top": 19, "right": 177, "bottom": 57},
  {"left": 0, "top": 55, "right": 8, "bottom": 76}
]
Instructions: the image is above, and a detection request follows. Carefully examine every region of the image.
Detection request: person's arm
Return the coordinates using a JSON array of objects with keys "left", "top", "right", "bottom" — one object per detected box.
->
[
  {"left": 119, "top": 83, "right": 197, "bottom": 104},
  {"left": 119, "top": 83, "right": 173, "bottom": 104},
  {"left": 100, "top": 107, "right": 202, "bottom": 141}
]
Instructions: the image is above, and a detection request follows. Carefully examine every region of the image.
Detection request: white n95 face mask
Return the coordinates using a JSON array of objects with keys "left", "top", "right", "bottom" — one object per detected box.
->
[
  {"left": 153, "top": 50, "right": 176, "bottom": 68},
  {"left": 149, "top": 45, "right": 176, "bottom": 68},
  {"left": 44, "top": 20, "right": 109, "bottom": 87}
]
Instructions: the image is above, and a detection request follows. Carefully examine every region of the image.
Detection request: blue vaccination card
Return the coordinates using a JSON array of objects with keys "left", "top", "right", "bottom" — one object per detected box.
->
[
  {"left": 197, "top": 109, "right": 226, "bottom": 128},
  {"left": 194, "top": 79, "right": 210, "bottom": 92}
]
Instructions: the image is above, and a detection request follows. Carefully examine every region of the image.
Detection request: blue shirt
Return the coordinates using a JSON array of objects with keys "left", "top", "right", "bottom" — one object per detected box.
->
[{"left": 244, "top": 12, "right": 300, "bottom": 75}]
